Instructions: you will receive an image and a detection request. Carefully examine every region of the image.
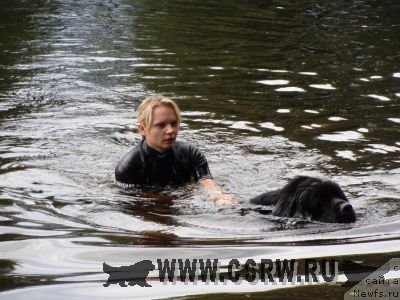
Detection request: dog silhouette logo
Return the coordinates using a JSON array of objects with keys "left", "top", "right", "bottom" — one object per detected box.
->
[{"left": 103, "top": 260, "right": 156, "bottom": 287}]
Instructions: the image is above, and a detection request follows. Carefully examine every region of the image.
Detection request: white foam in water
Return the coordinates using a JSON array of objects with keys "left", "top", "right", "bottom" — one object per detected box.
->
[
  {"left": 395, "top": 93, "right": 400, "bottom": 97},
  {"left": 393, "top": 73, "right": 400, "bottom": 78},
  {"left": 366, "top": 94, "right": 391, "bottom": 101},
  {"left": 277, "top": 109, "right": 291, "bottom": 113},
  {"left": 329, "top": 116, "right": 348, "bottom": 121},
  {"left": 388, "top": 118, "right": 400, "bottom": 124},
  {"left": 259, "top": 122, "right": 284, "bottom": 132},
  {"left": 275, "top": 87, "right": 305, "bottom": 92},
  {"left": 257, "top": 79, "right": 289, "bottom": 85},
  {"left": 209, "top": 66, "right": 224, "bottom": 70},
  {"left": 318, "top": 131, "right": 365, "bottom": 142},
  {"left": 360, "top": 78, "right": 370, "bottom": 82},
  {"left": 370, "top": 75, "right": 383, "bottom": 79},
  {"left": 309, "top": 83, "right": 336, "bottom": 90},
  {"left": 336, "top": 150, "right": 357, "bottom": 161},
  {"left": 304, "top": 109, "right": 319, "bottom": 114}
]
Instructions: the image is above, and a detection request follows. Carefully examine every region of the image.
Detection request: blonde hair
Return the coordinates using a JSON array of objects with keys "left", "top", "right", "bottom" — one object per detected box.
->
[{"left": 137, "top": 95, "right": 181, "bottom": 128}]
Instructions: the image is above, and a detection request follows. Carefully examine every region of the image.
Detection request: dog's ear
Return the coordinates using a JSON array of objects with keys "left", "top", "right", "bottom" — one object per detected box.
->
[
  {"left": 273, "top": 188, "right": 311, "bottom": 219},
  {"left": 299, "top": 182, "right": 322, "bottom": 209},
  {"left": 294, "top": 188, "right": 316, "bottom": 219}
]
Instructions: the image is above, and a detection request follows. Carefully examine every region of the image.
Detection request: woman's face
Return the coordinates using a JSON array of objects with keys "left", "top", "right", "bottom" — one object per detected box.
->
[{"left": 138, "top": 105, "right": 180, "bottom": 153}]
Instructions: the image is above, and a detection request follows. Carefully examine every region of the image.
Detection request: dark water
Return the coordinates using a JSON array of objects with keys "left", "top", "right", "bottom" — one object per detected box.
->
[{"left": 0, "top": 0, "right": 399, "bottom": 299}]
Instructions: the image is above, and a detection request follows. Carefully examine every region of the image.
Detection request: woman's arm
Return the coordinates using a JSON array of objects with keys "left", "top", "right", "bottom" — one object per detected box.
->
[{"left": 199, "top": 178, "right": 237, "bottom": 206}]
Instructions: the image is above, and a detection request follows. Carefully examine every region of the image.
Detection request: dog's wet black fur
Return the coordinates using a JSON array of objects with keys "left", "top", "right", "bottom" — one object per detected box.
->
[{"left": 250, "top": 176, "right": 356, "bottom": 223}]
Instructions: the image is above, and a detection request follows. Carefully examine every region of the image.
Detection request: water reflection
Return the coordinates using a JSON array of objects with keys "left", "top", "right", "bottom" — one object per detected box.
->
[
  {"left": 0, "top": 0, "right": 400, "bottom": 298},
  {"left": 130, "top": 0, "right": 400, "bottom": 170}
]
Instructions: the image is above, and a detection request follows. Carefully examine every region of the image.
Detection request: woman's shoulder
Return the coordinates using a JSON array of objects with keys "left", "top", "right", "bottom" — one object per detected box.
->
[
  {"left": 116, "top": 143, "right": 143, "bottom": 170},
  {"left": 172, "top": 140, "right": 206, "bottom": 162}
]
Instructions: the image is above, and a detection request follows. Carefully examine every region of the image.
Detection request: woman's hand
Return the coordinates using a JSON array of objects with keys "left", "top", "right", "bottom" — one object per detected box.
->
[{"left": 199, "top": 178, "right": 238, "bottom": 206}]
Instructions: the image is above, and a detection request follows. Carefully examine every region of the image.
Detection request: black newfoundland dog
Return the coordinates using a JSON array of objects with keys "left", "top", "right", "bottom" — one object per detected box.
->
[{"left": 250, "top": 176, "right": 356, "bottom": 223}]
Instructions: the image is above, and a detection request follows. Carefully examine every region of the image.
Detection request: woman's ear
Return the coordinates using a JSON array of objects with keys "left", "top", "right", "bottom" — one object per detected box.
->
[{"left": 137, "top": 123, "right": 146, "bottom": 136}]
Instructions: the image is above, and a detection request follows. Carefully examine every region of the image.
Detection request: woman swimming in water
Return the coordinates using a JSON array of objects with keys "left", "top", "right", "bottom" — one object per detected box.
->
[{"left": 115, "top": 95, "right": 235, "bottom": 206}]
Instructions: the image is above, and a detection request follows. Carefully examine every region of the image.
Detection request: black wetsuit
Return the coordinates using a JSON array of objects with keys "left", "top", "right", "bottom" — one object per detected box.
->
[{"left": 115, "top": 139, "right": 213, "bottom": 187}]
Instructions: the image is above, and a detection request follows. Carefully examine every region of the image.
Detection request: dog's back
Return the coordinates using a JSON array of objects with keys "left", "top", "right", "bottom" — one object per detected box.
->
[
  {"left": 250, "top": 189, "right": 281, "bottom": 206},
  {"left": 250, "top": 176, "right": 321, "bottom": 206}
]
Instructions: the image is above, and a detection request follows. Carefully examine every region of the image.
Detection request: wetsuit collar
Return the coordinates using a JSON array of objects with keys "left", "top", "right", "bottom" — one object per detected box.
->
[{"left": 141, "top": 139, "right": 171, "bottom": 158}]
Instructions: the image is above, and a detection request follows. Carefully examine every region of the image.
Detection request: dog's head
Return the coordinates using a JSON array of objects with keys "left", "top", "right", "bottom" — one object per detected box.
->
[
  {"left": 272, "top": 176, "right": 356, "bottom": 223},
  {"left": 133, "top": 260, "right": 156, "bottom": 273},
  {"left": 300, "top": 180, "right": 356, "bottom": 223}
]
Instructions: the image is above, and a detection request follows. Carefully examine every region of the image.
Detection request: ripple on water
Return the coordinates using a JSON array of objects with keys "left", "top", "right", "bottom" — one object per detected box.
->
[
  {"left": 362, "top": 144, "right": 400, "bottom": 154},
  {"left": 365, "top": 94, "right": 391, "bottom": 101},
  {"left": 229, "top": 121, "right": 260, "bottom": 132},
  {"left": 357, "top": 128, "right": 369, "bottom": 133},
  {"left": 257, "top": 79, "right": 289, "bottom": 86},
  {"left": 259, "top": 122, "right": 284, "bottom": 132},
  {"left": 301, "top": 124, "right": 322, "bottom": 130},
  {"left": 191, "top": 118, "right": 233, "bottom": 125},
  {"left": 370, "top": 75, "right": 384, "bottom": 80},
  {"left": 309, "top": 83, "right": 336, "bottom": 90},
  {"left": 335, "top": 150, "right": 358, "bottom": 161},
  {"left": 298, "top": 71, "right": 317, "bottom": 76},
  {"left": 275, "top": 86, "right": 306, "bottom": 92},
  {"left": 209, "top": 66, "right": 224, "bottom": 70},
  {"left": 86, "top": 211, "right": 170, "bottom": 232},
  {"left": 329, "top": 116, "right": 348, "bottom": 121},
  {"left": 304, "top": 109, "right": 319, "bottom": 114},
  {"left": 277, "top": 109, "right": 291, "bottom": 113},
  {"left": 257, "top": 69, "right": 289, "bottom": 73},
  {"left": 2, "top": 1, "right": 400, "bottom": 298},
  {"left": 181, "top": 111, "right": 211, "bottom": 117},
  {"left": 388, "top": 118, "right": 400, "bottom": 124},
  {"left": 318, "top": 131, "right": 366, "bottom": 142}
]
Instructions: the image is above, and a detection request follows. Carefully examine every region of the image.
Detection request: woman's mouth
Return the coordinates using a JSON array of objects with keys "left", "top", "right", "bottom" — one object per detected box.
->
[{"left": 164, "top": 138, "right": 175, "bottom": 144}]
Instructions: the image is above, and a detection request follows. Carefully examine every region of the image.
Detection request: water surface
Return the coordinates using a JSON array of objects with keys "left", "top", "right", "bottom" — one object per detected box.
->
[{"left": 0, "top": 0, "right": 399, "bottom": 299}]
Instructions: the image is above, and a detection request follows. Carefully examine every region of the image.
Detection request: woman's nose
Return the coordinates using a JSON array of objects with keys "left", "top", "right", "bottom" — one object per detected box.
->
[{"left": 165, "top": 124, "right": 174, "bottom": 134}]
